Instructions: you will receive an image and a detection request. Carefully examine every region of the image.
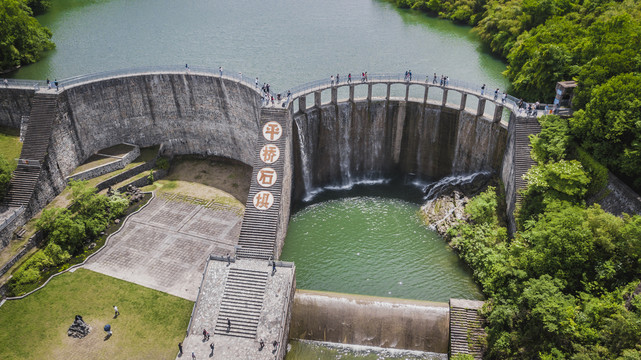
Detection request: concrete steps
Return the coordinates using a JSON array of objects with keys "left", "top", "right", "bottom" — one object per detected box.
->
[
  {"left": 214, "top": 268, "right": 268, "bottom": 339},
  {"left": 4, "top": 93, "right": 57, "bottom": 207},
  {"left": 236, "top": 108, "right": 289, "bottom": 260},
  {"left": 512, "top": 116, "right": 541, "bottom": 203},
  {"left": 450, "top": 300, "right": 486, "bottom": 360}
]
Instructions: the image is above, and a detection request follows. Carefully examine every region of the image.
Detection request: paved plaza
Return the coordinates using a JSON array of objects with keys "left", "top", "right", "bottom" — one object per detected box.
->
[{"left": 84, "top": 194, "right": 243, "bottom": 301}]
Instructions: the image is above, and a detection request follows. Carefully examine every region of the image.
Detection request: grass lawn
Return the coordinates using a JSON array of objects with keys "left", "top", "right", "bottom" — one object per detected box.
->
[
  {"left": 0, "top": 268, "right": 192, "bottom": 360},
  {"left": 0, "top": 126, "right": 22, "bottom": 170}
]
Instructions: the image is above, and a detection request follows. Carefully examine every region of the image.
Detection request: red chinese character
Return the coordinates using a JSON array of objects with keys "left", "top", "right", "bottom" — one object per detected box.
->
[
  {"left": 260, "top": 144, "right": 280, "bottom": 164},
  {"left": 263, "top": 121, "right": 282, "bottom": 141},
  {"left": 257, "top": 168, "right": 276, "bottom": 187}
]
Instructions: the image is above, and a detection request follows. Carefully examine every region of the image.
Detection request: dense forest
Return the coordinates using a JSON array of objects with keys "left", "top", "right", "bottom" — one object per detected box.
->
[
  {"left": 0, "top": 0, "right": 54, "bottom": 72},
  {"left": 390, "top": 0, "right": 641, "bottom": 358}
]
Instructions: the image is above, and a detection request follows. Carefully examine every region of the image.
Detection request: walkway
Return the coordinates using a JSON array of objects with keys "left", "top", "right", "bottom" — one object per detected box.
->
[
  {"left": 178, "top": 258, "right": 295, "bottom": 359},
  {"left": 449, "top": 299, "right": 486, "bottom": 360},
  {"left": 84, "top": 193, "right": 243, "bottom": 300}
]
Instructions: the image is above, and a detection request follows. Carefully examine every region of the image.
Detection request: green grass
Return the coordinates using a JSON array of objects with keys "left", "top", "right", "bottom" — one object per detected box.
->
[
  {"left": 0, "top": 268, "right": 192, "bottom": 360},
  {"left": 97, "top": 144, "right": 136, "bottom": 157},
  {"left": 0, "top": 126, "right": 22, "bottom": 171}
]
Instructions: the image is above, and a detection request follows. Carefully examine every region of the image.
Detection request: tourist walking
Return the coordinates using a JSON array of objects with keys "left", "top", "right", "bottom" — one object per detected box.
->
[
  {"left": 494, "top": 88, "right": 499, "bottom": 100},
  {"left": 219, "top": 66, "right": 223, "bottom": 77},
  {"left": 209, "top": 342, "right": 215, "bottom": 356},
  {"left": 203, "top": 328, "right": 210, "bottom": 341},
  {"left": 330, "top": 75, "right": 334, "bottom": 86},
  {"left": 409, "top": 70, "right": 412, "bottom": 81},
  {"left": 178, "top": 342, "right": 183, "bottom": 355},
  {"left": 113, "top": 305, "right": 119, "bottom": 318},
  {"left": 259, "top": 339, "right": 265, "bottom": 351},
  {"left": 348, "top": 73, "right": 352, "bottom": 83},
  {"left": 227, "top": 253, "right": 231, "bottom": 266},
  {"left": 433, "top": 73, "right": 437, "bottom": 84},
  {"left": 336, "top": 74, "right": 340, "bottom": 84},
  {"left": 481, "top": 84, "right": 485, "bottom": 96},
  {"left": 255, "top": 77, "right": 259, "bottom": 88},
  {"left": 502, "top": 93, "right": 507, "bottom": 103},
  {"left": 192, "top": 351, "right": 196, "bottom": 360}
]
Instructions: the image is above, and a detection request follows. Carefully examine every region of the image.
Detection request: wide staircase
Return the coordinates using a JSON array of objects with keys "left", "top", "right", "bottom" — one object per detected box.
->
[
  {"left": 4, "top": 93, "right": 57, "bottom": 207},
  {"left": 513, "top": 115, "right": 541, "bottom": 202},
  {"left": 450, "top": 299, "right": 486, "bottom": 359},
  {"left": 236, "top": 108, "right": 288, "bottom": 260},
  {"left": 214, "top": 268, "right": 268, "bottom": 339}
]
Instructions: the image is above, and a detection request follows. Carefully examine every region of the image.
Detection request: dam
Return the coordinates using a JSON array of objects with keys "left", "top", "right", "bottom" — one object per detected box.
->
[{"left": 0, "top": 67, "right": 536, "bottom": 359}]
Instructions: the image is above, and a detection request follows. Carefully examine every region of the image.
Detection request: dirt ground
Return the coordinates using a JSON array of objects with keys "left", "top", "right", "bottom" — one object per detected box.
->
[{"left": 154, "top": 156, "right": 252, "bottom": 204}]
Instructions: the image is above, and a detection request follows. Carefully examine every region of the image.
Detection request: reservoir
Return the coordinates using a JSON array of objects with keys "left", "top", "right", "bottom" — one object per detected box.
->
[{"left": 12, "top": 0, "right": 508, "bottom": 93}]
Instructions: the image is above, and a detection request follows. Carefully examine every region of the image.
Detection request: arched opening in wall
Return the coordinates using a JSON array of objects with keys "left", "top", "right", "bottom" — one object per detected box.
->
[
  {"left": 446, "top": 90, "right": 461, "bottom": 108},
  {"left": 427, "top": 86, "right": 443, "bottom": 104},
  {"left": 389, "top": 83, "right": 406, "bottom": 100},
  {"left": 321, "top": 89, "right": 331, "bottom": 105},
  {"left": 465, "top": 95, "right": 479, "bottom": 114},
  {"left": 353, "top": 84, "right": 368, "bottom": 101},
  {"left": 484, "top": 101, "right": 496, "bottom": 120},
  {"left": 304, "top": 94, "right": 313, "bottom": 111},
  {"left": 371, "top": 84, "right": 387, "bottom": 100},
  {"left": 337, "top": 86, "right": 350, "bottom": 103},
  {"left": 408, "top": 84, "right": 425, "bottom": 102}
]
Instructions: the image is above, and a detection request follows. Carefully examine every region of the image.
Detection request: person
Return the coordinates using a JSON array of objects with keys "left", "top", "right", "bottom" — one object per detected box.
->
[
  {"left": 219, "top": 66, "right": 223, "bottom": 77},
  {"left": 226, "top": 253, "right": 230, "bottom": 266},
  {"left": 203, "top": 328, "right": 209, "bottom": 341},
  {"left": 433, "top": 73, "right": 437, "bottom": 84},
  {"left": 330, "top": 75, "right": 334, "bottom": 86},
  {"left": 364, "top": 72, "right": 368, "bottom": 82},
  {"left": 481, "top": 84, "right": 485, "bottom": 96},
  {"left": 54, "top": 79, "right": 59, "bottom": 91},
  {"left": 404, "top": 70, "right": 408, "bottom": 81},
  {"left": 259, "top": 339, "right": 265, "bottom": 351},
  {"left": 409, "top": 70, "right": 412, "bottom": 81},
  {"left": 347, "top": 73, "right": 351, "bottom": 83},
  {"left": 255, "top": 77, "right": 259, "bottom": 88},
  {"left": 272, "top": 340, "right": 278, "bottom": 353},
  {"left": 3, "top": 78, "right": 8, "bottom": 87},
  {"left": 209, "top": 342, "right": 215, "bottom": 355},
  {"left": 271, "top": 96, "right": 274, "bottom": 106},
  {"left": 361, "top": 72, "right": 365, "bottom": 82},
  {"left": 227, "top": 318, "right": 231, "bottom": 332},
  {"left": 114, "top": 305, "right": 119, "bottom": 317},
  {"left": 287, "top": 90, "right": 291, "bottom": 100},
  {"left": 272, "top": 260, "right": 276, "bottom": 274},
  {"left": 336, "top": 73, "right": 340, "bottom": 84},
  {"left": 545, "top": 104, "right": 549, "bottom": 113},
  {"left": 46, "top": 78, "right": 50, "bottom": 88},
  {"left": 494, "top": 88, "right": 499, "bottom": 100},
  {"left": 192, "top": 351, "right": 196, "bottom": 360},
  {"left": 178, "top": 342, "right": 183, "bottom": 355},
  {"left": 502, "top": 93, "right": 507, "bottom": 103},
  {"left": 185, "top": 64, "right": 189, "bottom": 72}
]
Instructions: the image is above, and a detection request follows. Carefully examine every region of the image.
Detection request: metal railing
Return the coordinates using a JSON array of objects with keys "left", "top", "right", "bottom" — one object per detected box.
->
[
  {"left": 3, "top": 65, "right": 261, "bottom": 94},
  {"left": 284, "top": 72, "right": 527, "bottom": 113}
]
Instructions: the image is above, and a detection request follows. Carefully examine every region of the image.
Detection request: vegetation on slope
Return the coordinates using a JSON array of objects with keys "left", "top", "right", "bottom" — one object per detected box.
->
[{"left": 446, "top": 115, "right": 641, "bottom": 359}]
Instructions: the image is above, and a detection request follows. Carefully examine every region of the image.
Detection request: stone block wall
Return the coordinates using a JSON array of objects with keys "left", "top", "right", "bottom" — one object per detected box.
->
[
  {"left": 0, "top": 87, "right": 34, "bottom": 129},
  {"left": 66, "top": 146, "right": 140, "bottom": 182}
]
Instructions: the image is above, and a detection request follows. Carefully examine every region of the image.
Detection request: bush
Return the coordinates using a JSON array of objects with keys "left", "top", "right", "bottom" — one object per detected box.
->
[
  {"left": 155, "top": 156, "right": 169, "bottom": 170},
  {"left": 0, "top": 155, "right": 12, "bottom": 201},
  {"left": 575, "top": 147, "right": 608, "bottom": 198}
]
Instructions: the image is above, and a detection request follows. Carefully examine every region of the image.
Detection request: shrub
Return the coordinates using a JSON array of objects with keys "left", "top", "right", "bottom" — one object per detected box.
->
[{"left": 575, "top": 147, "right": 608, "bottom": 198}]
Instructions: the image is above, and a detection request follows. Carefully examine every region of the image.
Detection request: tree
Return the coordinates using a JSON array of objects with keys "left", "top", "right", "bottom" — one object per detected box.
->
[
  {"left": 530, "top": 115, "right": 571, "bottom": 163},
  {"left": 0, "top": 0, "right": 54, "bottom": 71},
  {"left": 570, "top": 73, "right": 641, "bottom": 189},
  {"left": 0, "top": 155, "right": 12, "bottom": 201}
]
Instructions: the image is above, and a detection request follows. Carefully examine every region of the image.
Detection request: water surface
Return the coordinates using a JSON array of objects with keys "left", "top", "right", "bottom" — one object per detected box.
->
[
  {"left": 281, "top": 192, "right": 482, "bottom": 302},
  {"left": 13, "top": 0, "right": 508, "bottom": 92}
]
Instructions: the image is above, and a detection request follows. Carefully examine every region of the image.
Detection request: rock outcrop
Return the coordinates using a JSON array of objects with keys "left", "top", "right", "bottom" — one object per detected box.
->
[{"left": 67, "top": 315, "right": 90, "bottom": 338}]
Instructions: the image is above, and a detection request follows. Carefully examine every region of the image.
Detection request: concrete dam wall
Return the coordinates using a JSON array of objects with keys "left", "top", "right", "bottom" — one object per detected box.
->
[
  {"left": 290, "top": 290, "right": 450, "bottom": 354},
  {"left": 11, "top": 73, "right": 262, "bottom": 222},
  {"left": 292, "top": 100, "right": 508, "bottom": 200}
]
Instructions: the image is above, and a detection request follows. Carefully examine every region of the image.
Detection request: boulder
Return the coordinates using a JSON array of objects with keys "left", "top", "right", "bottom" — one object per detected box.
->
[{"left": 67, "top": 315, "right": 91, "bottom": 338}]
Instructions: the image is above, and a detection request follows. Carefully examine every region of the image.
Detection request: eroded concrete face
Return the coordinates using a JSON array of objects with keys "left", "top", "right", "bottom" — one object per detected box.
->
[
  {"left": 84, "top": 194, "right": 242, "bottom": 301},
  {"left": 290, "top": 290, "right": 450, "bottom": 354}
]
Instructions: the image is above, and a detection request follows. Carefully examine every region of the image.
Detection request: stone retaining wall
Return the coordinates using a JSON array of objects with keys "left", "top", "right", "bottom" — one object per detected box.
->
[
  {"left": 95, "top": 158, "right": 158, "bottom": 191},
  {"left": 0, "top": 87, "right": 34, "bottom": 129},
  {"left": 66, "top": 146, "right": 140, "bottom": 182}
]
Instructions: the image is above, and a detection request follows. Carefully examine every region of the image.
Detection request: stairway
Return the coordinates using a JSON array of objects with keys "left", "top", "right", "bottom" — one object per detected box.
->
[
  {"left": 513, "top": 115, "right": 541, "bottom": 202},
  {"left": 450, "top": 300, "right": 486, "bottom": 359},
  {"left": 214, "top": 268, "right": 268, "bottom": 339},
  {"left": 4, "top": 93, "right": 57, "bottom": 207},
  {"left": 236, "top": 108, "right": 288, "bottom": 260}
]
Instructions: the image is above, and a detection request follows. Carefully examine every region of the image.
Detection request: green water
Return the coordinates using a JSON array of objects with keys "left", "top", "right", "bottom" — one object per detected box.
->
[
  {"left": 281, "top": 189, "right": 483, "bottom": 302},
  {"left": 11, "top": 0, "right": 508, "bottom": 92}
]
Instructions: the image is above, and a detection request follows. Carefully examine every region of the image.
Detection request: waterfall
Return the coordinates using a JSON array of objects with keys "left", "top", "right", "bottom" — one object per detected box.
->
[
  {"left": 338, "top": 108, "right": 352, "bottom": 186},
  {"left": 418, "top": 171, "right": 492, "bottom": 201},
  {"left": 295, "top": 117, "right": 320, "bottom": 201}
]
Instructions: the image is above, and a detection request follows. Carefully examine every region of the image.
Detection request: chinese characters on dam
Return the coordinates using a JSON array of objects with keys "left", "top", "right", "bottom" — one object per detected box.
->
[{"left": 253, "top": 121, "right": 283, "bottom": 210}]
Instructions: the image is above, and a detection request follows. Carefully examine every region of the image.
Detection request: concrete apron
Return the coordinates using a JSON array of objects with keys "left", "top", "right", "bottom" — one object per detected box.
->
[{"left": 290, "top": 290, "right": 450, "bottom": 355}]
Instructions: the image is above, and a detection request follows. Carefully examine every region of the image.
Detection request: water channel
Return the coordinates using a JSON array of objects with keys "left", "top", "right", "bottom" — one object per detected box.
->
[{"left": 12, "top": 1, "right": 504, "bottom": 357}]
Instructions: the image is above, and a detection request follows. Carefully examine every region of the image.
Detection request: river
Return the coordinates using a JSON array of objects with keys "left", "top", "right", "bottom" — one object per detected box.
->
[{"left": 13, "top": 0, "right": 508, "bottom": 93}]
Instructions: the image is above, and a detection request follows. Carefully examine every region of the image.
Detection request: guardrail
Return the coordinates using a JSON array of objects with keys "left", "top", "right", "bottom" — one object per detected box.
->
[
  {"left": 284, "top": 72, "right": 531, "bottom": 113},
  {"left": 3, "top": 65, "right": 261, "bottom": 94}
]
